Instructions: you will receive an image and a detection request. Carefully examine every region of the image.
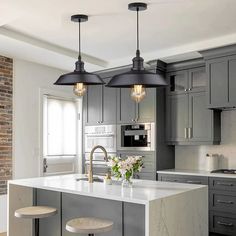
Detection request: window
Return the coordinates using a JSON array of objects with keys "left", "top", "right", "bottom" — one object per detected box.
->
[{"left": 44, "top": 96, "right": 77, "bottom": 157}]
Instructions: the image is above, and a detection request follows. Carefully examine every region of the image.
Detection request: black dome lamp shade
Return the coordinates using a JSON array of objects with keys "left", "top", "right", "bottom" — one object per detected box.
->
[
  {"left": 54, "top": 14, "right": 104, "bottom": 97},
  {"left": 106, "top": 2, "right": 167, "bottom": 103}
]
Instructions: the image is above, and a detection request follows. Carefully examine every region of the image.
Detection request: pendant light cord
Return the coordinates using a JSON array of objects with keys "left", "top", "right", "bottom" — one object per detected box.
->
[
  {"left": 78, "top": 20, "right": 81, "bottom": 60},
  {"left": 136, "top": 8, "right": 140, "bottom": 52}
]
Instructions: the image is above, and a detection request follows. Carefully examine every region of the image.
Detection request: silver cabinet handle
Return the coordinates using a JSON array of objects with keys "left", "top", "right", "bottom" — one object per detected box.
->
[
  {"left": 184, "top": 128, "right": 188, "bottom": 139},
  {"left": 217, "top": 200, "right": 234, "bottom": 204},
  {"left": 184, "top": 89, "right": 187, "bottom": 92},
  {"left": 188, "top": 88, "right": 192, "bottom": 91},
  {"left": 217, "top": 221, "right": 233, "bottom": 227},
  {"left": 188, "top": 128, "right": 192, "bottom": 139}
]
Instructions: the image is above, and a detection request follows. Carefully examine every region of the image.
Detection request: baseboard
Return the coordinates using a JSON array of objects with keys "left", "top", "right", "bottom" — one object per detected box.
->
[{"left": 0, "top": 233, "right": 7, "bottom": 236}]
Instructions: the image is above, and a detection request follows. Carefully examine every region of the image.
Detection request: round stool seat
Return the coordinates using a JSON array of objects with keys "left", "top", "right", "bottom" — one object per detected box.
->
[
  {"left": 66, "top": 217, "right": 114, "bottom": 234},
  {"left": 15, "top": 206, "right": 57, "bottom": 219}
]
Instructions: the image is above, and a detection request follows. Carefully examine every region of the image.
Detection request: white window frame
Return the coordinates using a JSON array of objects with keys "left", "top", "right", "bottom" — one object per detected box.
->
[{"left": 39, "top": 88, "right": 83, "bottom": 176}]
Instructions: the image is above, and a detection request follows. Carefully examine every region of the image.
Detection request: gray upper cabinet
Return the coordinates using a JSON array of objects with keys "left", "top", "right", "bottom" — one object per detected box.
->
[
  {"left": 117, "top": 87, "right": 156, "bottom": 124},
  {"left": 166, "top": 94, "right": 188, "bottom": 142},
  {"left": 137, "top": 88, "right": 156, "bottom": 122},
  {"left": 102, "top": 85, "right": 117, "bottom": 124},
  {"left": 117, "top": 88, "right": 136, "bottom": 124},
  {"left": 200, "top": 45, "right": 236, "bottom": 109},
  {"left": 166, "top": 70, "right": 188, "bottom": 95},
  {"left": 84, "top": 85, "right": 103, "bottom": 125},
  {"left": 84, "top": 78, "right": 117, "bottom": 125},
  {"left": 166, "top": 60, "right": 221, "bottom": 145}
]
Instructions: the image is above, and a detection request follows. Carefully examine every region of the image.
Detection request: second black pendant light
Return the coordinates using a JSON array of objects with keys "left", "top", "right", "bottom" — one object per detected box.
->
[
  {"left": 54, "top": 14, "right": 104, "bottom": 97},
  {"left": 106, "top": 2, "right": 167, "bottom": 103}
]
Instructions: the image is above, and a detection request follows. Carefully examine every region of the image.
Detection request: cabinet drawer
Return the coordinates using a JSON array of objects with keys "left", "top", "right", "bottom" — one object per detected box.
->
[
  {"left": 158, "top": 174, "right": 208, "bottom": 185},
  {"left": 210, "top": 178, "right": 236, "bottom": 192},
  {"left": 134, "top": 172, "right": 156, "bottom": 181},
  {"left": 210, "top": 191, "right": 236, "bottom": 213},
  {"left": 210, "top": 211, "right": 236, "bottom": 236}
]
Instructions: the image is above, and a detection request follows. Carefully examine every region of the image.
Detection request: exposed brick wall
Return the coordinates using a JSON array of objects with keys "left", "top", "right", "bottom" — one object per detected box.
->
[{"left": 0, "top": 56, "right": 12, "bottom": 195}]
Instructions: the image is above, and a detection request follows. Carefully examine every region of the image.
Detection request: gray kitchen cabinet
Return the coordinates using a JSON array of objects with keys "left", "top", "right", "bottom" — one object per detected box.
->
[
  {"left": 117, "top": 87, "right": 156, "bottom": 124},
  {"left": 166, "top": 66, "right": 206, "bottom": 95},
  {"left": 84, "top": 85, "right": 103, "bottom": 125},
  {"left": 189, "top": 92, "right": 220, "bottom": 143},
  {"left": 166, "top": 94, "right": 188, "bottom": 142},
  {"left": 200, "top": 45, "right": 236, "bottom": 109},
  {"left": 166, "top": 91, "right": 221, "bottom": 145},
  {"left": 117, "top": 88, "right": 136, "bottom": 124},
  {"left": 166, "top": 70, "right": 189, "bottom": 95},
  {"left": 84, "top": 79, "right": 117, "bottom": 125},
  {"left": 117, "top": 151, "right": 156, "bottom": 180},
  {"left": 158, "top": 173, "right": 236, "bottom": 236}
]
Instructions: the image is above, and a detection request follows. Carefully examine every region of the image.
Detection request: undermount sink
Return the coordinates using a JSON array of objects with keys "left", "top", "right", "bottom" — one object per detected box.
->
[{"left": 76, "top": 176, "right": 104, "bottom": 183}]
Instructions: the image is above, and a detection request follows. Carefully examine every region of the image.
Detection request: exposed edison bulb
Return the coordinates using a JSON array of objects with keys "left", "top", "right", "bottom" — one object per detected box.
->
[
  {"left": 130, "top": 85, "right": 146, "bottom": 103},
  {"left": 73, "top": 83, "right": 87, "bottom": 97}
]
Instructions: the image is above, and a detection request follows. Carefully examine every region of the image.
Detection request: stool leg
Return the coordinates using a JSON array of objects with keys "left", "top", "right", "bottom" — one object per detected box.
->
[
  {"left": 35, "top": 218, "right": 39, "bottom": 236},
  {"left": 88, "top": 234, "right": 94, "bottom": 236}
]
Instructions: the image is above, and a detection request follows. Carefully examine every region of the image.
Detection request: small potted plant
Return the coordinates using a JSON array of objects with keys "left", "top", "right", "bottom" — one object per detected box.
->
[{"left": 108, "top": 156, "right": 143, "bottom": 187}]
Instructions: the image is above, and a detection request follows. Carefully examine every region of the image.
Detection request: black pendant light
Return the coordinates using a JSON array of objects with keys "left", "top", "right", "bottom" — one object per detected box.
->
[
  {"left": 106, "top": 2, "right": 167, "bottom": 103},
  {"left": 54, "top": 14, "right": 104, "bottom": 97}
]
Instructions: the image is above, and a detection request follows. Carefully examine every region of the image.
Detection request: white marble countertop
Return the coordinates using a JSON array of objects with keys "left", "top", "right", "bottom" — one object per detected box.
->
[
  {"left": 157, "top": 169, "right": 236, "bottom": 178},
  {"left": 8, "top": 174, "right": 206, "bottom": 205}
]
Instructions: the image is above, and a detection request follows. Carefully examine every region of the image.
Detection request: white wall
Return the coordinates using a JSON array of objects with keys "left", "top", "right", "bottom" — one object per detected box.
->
[
  {"left": 0, "top": 195, "right": 7, "bottom": 232},
  {"left": 13, "top": 59, "right": 74, "bottom": 179},
  {"left": 176, "top": 110, "right": 236, "bottom": 170}
]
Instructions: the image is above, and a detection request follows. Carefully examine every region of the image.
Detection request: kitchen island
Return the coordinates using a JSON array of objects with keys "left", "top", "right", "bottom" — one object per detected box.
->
[{"left": 8, "top": 174, "right": 208, "bottom": 236}]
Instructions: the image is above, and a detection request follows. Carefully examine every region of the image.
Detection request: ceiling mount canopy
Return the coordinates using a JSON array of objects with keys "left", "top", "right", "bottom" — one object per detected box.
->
[
  {"left": 107, "top": 2, "right": 167, "bottom": 103},
  {"left": 54, "top": 14, "right": 104, "bottom": 97}
]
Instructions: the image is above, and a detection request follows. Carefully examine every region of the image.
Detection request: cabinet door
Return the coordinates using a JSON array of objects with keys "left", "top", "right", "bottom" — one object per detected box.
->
[
  {"left": 102, "top": 85, "right": 117, "bottom": 124},
  {"left": 189, "top": 67, "right": 206, "bottom": 92},
  {"left": 166, "top": 94, "right": 189, "bottom": 142},
  {"left": 84, "top": 85, "right": 102, "bottom": 125},
  {"left": 117, "top": 88, "right": 136, "bottom": 123},
  {"left": 229, "top": 56, "right": 236, "bottom": 106},
  {"left": 137, "top": 88, "right": 156, "bottom": 122},
  {"left": 207, "top": 58, "right": 228, "bottom": 108},
  {"left": 189, "top": 92, "right": 213, "bottom": 142},
  {"left": 166, "top": 70, "right": 189, "bottom": 95}
]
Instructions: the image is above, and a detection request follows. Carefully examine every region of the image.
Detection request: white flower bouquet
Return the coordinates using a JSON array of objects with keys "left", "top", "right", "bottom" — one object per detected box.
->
[{"left": 108, "top": 156, "right": 144, "bottom": 186}]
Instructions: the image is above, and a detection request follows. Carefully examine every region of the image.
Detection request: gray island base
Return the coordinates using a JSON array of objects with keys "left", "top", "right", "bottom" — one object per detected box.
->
[{"left": 8, "top": 174, "right": 208, "bottom": 236}]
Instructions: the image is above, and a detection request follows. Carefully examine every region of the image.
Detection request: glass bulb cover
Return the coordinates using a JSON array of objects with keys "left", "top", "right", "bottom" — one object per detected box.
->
[
  {"left": 73, "top": 83, "right": 87, "bottom": 97},
  {"left": 130, "top": 85, "right": 146, "bottom": 103}
]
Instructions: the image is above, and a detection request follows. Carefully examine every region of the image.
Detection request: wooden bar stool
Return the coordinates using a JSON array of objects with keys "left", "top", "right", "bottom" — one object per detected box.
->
[
  {"left": 66, "top": 217, "right": 114, "bottom": 236},
  {"left": 15, "top": 206, "right": 57, "bottom": 236}
]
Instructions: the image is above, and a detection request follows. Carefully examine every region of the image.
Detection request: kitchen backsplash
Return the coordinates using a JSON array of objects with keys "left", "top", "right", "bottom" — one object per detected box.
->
[{"left": 175, "top": 110, "right": 236, "bottom": 170}]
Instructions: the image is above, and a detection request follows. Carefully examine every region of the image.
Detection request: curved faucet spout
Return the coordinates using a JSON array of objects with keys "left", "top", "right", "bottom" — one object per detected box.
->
[{"left": 88, "top": 145, "right": 108, "bottom": 183}]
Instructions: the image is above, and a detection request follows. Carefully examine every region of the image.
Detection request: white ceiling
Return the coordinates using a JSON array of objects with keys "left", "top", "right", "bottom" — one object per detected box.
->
[{"left": 1, "top": 0, "right": 236, "bottom": 71}]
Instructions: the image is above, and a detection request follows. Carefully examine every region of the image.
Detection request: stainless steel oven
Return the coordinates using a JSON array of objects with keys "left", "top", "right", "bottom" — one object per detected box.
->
[{"left": 117, "top": 123, "right": 155, "bottom": 151}]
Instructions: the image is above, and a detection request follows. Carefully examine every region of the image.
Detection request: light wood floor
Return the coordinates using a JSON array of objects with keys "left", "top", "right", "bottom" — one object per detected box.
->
[{"left": 0, "top": 233, "right": 7, "bottom": 236}]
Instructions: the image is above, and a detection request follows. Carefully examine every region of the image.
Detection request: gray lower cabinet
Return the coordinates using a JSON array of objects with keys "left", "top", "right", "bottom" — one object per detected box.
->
[
  {"left": 209, "top": 177, "right": 236, "bottom": 236},
  {"left": 166, "top": 91, "right": 221, "bottom": 145},
  {"left": 158, "top": 173, "right": 208, "bottom": 185},
  {"left": 117, "top": 88, "right": 156, "bottom": 124},
  {"left": 36, "top": 190, "right": 145, "bottom": 236},
  {"left": 36, "top": 189, "right": 61, "bottom": 236},
  {"left": 158, "top": 174, "right": 236, "bottom": 236},
  {"left": 118, "top": 151, "right": 156, "bottom": 180}
]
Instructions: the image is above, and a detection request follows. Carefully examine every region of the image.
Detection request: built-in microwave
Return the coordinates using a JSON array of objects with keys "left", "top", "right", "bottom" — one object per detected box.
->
[{"left": 117, "top": 123, "right": 155, "bottom": 151}]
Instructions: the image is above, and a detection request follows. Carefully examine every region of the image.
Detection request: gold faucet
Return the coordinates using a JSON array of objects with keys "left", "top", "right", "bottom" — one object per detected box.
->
[{"left": 88, "top": 145, "right": 108, "bottom": 183}]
